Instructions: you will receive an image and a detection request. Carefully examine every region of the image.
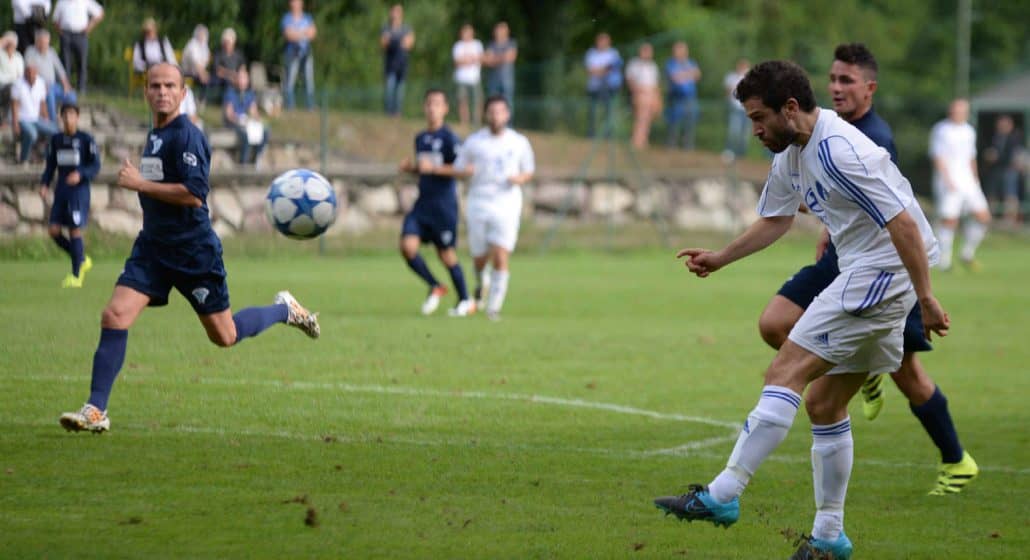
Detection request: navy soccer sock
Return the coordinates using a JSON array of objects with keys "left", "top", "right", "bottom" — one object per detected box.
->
[
  {"left": 405, "top": 254, "right": 439, "bottom": 288},
  {"left": 51, "top": 233, "right": 72, "bottom": 256},
  {"left": 70, "top": 237, "right": 84, "bottom": 276},
  {"left": 448, "top": 264, "right": 469, "bottom": 301},
  {"left": 910, "top": 386, "right": 964, "bottom": 464},
  {"left": 232, "top": 304, "right": 289, "bottom": 344},
  {"left": 87, "top": 328, "right": 129, "bottom": 411}
]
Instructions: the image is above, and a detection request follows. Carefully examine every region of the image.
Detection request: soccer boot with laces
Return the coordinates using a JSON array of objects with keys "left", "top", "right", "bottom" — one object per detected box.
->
[
  {"left": 61, "top": 273, "right": 83, "bottom": 288},
  {"left": 929, "top": 451, "right": 978, "bottom": 495},
  {"left": 59, "top": 403, "right": 110, "bottom": 433},
  {"left": 789, "top": 532, "right": 853, "bottom": 560},
  {"left": 274, "top": 291, "right": 320, "bottom": 339},
  {"left": 421, "top": 285, "right": 448, "bottom": 315},
  {"left": 448, "top": 299, "right": 476, "bottom": 317},
  {"left": 654, "top": 484, "right": 739, "bottom": 528},
  {"left": 860, "top": 374, "right": 885, "bottom": 421}
]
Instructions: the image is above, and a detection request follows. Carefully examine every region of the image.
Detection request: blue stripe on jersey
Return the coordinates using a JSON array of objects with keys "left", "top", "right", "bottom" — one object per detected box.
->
[{"left": 817, "top": 140, "right": 887, "bottom": 227}]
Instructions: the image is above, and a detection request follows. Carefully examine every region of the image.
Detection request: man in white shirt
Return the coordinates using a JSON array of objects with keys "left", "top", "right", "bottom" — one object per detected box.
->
[
  {"left": 181, "top": 25, "right": 210, "bottom": 103},
  {"left": 11, "top": 63, "right": 58, "bottom": 162},
  {"left": 625, "top": 42, "right": 660, "bottom": 149},
  {"left": 929, "top": 98, "right": 990, "bottom": 270},
  {"left": 0, "top": 31, "right": 24, "bottom": 116},
  {"left": 723, "top": 57, "right": 750, "bottom": 159},
  {"left": 52, "top": 0, "right": 103, "bottom": 94},
  {"left": 653, "top": 60, "right": 948, "bottom": 560},
  {"left": 12, "top": 0, "right": 50, "bottom": 55},
  {"left": 454, "top": 95, "right": 534, "bottom": 320},
  {"left": 452, "top": 23, "right": 483, "bottom": 127},
  {"left": 24, "top": 28, "right": 73, "bottom": 125}
]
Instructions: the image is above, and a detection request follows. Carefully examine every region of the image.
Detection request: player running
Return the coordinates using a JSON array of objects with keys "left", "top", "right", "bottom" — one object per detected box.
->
[
  {"left": 654, "top": 61, "right": 949, "bottom": 560},
  {"left": 40, "top": 102, "right": 100, "bottom": 288},
  {"left": 398, "top": 89, "right": 472, "bottom": 316},
  {"left": 454, "top": 94, "right": 534, "bottom": 320},
  {"left": 930, "top": 98, "right": 990, "bottom": 271},
  {"left": 757, "top": 44, "right": 977, "bottom": 496},
  {"left": 59, "top": 63, "right": 319, "bottom": 434}
]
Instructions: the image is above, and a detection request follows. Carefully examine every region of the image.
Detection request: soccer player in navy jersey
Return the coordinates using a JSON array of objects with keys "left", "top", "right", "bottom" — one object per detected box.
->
[
  {"left": 757, "top": 44, "right": 977, "bottom": 496},
  {"left": 398, "top": 89, "right": 472, "bottom": 316},
  {"left": 40, "top": 102, "right": 100, "bottom": 288},
  {"left": 59, "top": 63, "right": 320, "bottom": 433}
]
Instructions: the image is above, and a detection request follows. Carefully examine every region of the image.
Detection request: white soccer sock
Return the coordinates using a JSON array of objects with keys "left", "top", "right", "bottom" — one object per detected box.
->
[
  {"left": 810, "top": 417, "right": 853, "bottom": 542},
  {"left": 960, "top": 221, "right": 987, "bottom": 261},
  {"left": 708, "top": 386, "right": 801, "bottom": 504},
  {"left": 936, "top": 225, "right": 955, "bottom": 269},
  {"left": 486, "top": 269, "right": 509, "bottom": 314}
]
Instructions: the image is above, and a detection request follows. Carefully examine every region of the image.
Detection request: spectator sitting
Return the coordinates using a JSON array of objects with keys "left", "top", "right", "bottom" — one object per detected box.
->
[
  {"left": 483, "top": 21, "right": 517, "bottom": 112},
  {"left": 380, "top": 4, "right": 414, "bottom": 116},
  {"left": 11, "top": 63, "right": 58, "bottom": 163},
  {"left": 282, "top": 0, "right": 317, "bottom": 110},
  {"left": 223, "top": 67, "right": 268, "bottom": 166},
  {"left": 0, "top": 31, "right": 25, "bottom": 118},
  {"left": 584, "top": 32, "right": 622, "bottom": 138},
  {"left": 452, "top": 23, "right": 483, "bottom": 127},
  {"left": 181, "top": 24, "right": 210, "bottom": 104},
  {"left": 665, "top": 40, "right": 701, "bottom": 150},
  {"left": 53, "top": 0, "right": 104, "bottom": 94},
  {"left": 625, "top": 42, "right": 661, "bottom": 149},
  {"left": 12, "top": 0, "right": 50, "bottom": 55},
  {"left": 212, "top": 27, "right": 245, "bottom": 102},
  {"left": 132, "top": 17, "right": 176, "bottom": 73},
  {"left": 24, "top": 28, "right": 75, "bottom": 130}
]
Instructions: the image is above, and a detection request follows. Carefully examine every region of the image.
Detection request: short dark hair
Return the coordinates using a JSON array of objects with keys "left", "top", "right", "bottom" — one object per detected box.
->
[
  {"left": 833, "top": 43, "right": 878, "bottom": 78},
  {"left": 734, "top": 60, "right": 816, "bottom": 112},
  {"left": 60, "top": 103, "right": 79, "bottom": 116},
  {"left": 424, "top": 88, "right": 447, "bottom": 101},
  {"left": 483, "top": 94, "right": 508, "bottom": 112}
]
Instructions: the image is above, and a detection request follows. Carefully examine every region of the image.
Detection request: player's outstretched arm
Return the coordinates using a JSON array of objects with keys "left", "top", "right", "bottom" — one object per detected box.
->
[
  {"left": 885, "top": 210, "right": 949, "bottom": 339},
  {"left": 116, "top": 159, "right": 202, "bottom": 208},
  {"left": 676, "top": 215, "right": 793, "bottom": 278}
]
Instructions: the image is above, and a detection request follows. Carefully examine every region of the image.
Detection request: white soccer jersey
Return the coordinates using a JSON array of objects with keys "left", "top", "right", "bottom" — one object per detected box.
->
[
  {"left": 929, "top": 120, "right": 977, "bottom": 191},
  {"left": 455, "top": 127, "right": 535, "bottom": 200},
  {"left": 758, "top": 108, "right": 939, "bottom": 271}
]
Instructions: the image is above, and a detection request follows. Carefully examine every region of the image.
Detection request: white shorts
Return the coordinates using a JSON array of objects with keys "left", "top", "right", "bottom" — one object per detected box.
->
[
  {"left": 789, "top": 266, "right": 917, "bottom": 375},
  {"left": 934, "top": 182, "right": 989, "bottom": 219},
  {"left": 466, "top": 189, "right": 523, "bottom": 257}
]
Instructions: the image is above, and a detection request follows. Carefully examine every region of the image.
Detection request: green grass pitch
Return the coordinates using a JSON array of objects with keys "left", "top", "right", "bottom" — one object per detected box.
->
[{"left": 2, "top": 239, "right": 1028, "bottom": 558}]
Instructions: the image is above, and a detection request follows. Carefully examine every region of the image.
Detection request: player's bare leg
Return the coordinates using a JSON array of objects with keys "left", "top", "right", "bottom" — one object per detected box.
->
[
  {"left": 401, "top": 234, "right": 446, "bottom": 315},
  {"left": 757, "top": 294, "right": 804, "bottom": 350},
  {"left": 959, "top": 209, "right": 990, "bottom": 271},
  {"left": 472, "top": 253, "right": 490, "bottom": 309},
  {"left": 935, "top": 217, "right": 960, "bottom": 270},
  {"left": 438, "top": 246, "right": 473, "bottom": 316},
  {"left": 484, "top": 245, "right": 511, "bottom": 320}
]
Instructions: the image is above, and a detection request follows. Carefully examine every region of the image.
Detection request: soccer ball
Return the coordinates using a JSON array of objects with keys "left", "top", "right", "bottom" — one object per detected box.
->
[{"left": 265, "top": 169, "right": 338, "bottom": 239}]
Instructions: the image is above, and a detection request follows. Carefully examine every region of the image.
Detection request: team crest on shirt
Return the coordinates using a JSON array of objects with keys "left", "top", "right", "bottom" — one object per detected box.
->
[
  {"left": 150, "top": 135, "right": 163, "bottom": 154},
  {"left": 441, "top": 230, "right": 453, "bottom": 245},
  {"left": 191, "top": 287, "right": 210, "bottom": 305},
  {"left": 183, "top": 152, "right": 198, "bottom": 167}
]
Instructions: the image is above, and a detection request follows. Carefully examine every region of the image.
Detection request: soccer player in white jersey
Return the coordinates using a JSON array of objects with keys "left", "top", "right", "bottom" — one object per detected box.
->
[
  {"left": 930, "top": 98, "right": 990, "bottom": 270},
  {"left": 653, "top": 61, "right": 949, "bottom": 560},
  {"left": 454, "top": 94, "right": 534, "bottom": 320}
]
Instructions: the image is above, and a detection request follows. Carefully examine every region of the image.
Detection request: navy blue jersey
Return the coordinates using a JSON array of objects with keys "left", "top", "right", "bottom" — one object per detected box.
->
[
  {"left": 138, "top": 114, "right": 213, "bottom": 245},
  {"left": 41, "top": 131, "right": 101, "bottom": 196},
  {"left": 412, "top": 126, "right": 460, "bottom": 215},
  {"left": 850, "top": 106, "right": 897, "bottom": 164}
]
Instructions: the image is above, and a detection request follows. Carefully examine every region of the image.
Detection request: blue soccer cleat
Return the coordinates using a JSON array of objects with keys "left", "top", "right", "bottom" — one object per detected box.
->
[
  {"left": 654, "top": 484, "right": 740, "bottom": 528},
  {"left": 789, "top": 531, "right": 853, "bottom": 560}
]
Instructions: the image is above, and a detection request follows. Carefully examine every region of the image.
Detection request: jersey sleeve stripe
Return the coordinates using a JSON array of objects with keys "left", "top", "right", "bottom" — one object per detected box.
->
[{"left": 817, "top": 141, "right": 887, "bottom": 227}]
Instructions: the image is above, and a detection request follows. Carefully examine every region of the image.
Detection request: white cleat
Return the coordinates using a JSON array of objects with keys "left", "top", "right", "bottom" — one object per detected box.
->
[
  {"left": 448, "top": 299, "right": 476, "bottom": 317},
  {"left": 275, "top": 291, "right": 320, "bottom": 339},
  {"left": 59, "top": 403, "right": 110, "bottom": 433},
  {"left": 421, "top": 285, "right": 448, "bottom": 315},
  {"left": 486, "top": 310, "right": 502, "bottom": 322}
]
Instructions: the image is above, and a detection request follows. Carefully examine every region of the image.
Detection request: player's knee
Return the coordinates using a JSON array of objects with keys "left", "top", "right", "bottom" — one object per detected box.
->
[
  {"left": 48, "top": 225, "right": 62, "bottom": 238},
  {"left": 758, "top": 313, "right": 789, "bottom": 350},
  {"left": 207, "top": 329, "right": 236, "bottom": 348},
  {"left": 804, "top": 393, "right": 843, "bottom": 424},
  {"left": 101, "top": 305, "right": 131, "bottom": 329}
]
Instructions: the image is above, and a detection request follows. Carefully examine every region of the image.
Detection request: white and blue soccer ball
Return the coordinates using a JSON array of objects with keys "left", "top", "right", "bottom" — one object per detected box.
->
[{"left": 265, "top": 169, "right": 338, "bottom": 239}]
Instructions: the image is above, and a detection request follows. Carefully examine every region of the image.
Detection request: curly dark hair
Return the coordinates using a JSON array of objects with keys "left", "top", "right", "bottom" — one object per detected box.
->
[
  {"left": 734, "top": 60, "right": 816, "bottom": 113},
  {"left": 834, "top": 43, "right": 878, "bottom": 78}
]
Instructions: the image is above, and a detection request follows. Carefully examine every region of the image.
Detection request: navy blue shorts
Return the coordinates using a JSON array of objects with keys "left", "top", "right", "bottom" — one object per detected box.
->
[
  {"left": 401, "top": 210, "right": 458, "bottom": 249},
  {"left": 778, "top": 245, "right": 931, "bottom": 354},
  {"left": 48, "top": 194, "right": 89, "bottom": 229},
  {"left": 116, "top": 235, "right": 231, "bottom": 315}
]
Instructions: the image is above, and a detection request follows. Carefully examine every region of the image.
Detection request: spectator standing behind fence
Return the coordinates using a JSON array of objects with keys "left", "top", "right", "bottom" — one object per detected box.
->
[
  {"left": 212, "top": 28, "right": 245, "bottom": 102},
  {"left": 0, "top": 31, "right": 24, "bottom": 116},
  {"left": 664, "top": 41, "right": 701, "bottom": 150},
  {"left": 224, "top": 67, "right": 268, "bottom": 167},
  {"left": 282, "top": 0, "right": 316, "bottom": 110},
  {"left": 483, "top": 22, "right": 516, "bottom": 112},
  {"left": 181, "top": 25, "right": 210, "bottom": 104},
  {"left": 380, "top": 4, "right": 413, "bottom": 116},
  {"left": 52, "top": 0, "right": 102, "bottom": 95},
  {"left": 584, "top": 32, "right": 622, "bottom": 139},
  {"left": 11, "top": 64, "right": 58, "bottom": 163},
  {"left": 722, "top": 57, "right": 749, "bottom": 160},
  {"left": 12, "top": 0, "right": 49, "bottom": 55},
  {"left": 983, "top": 114, "right": 1024, "bottom": 227},
  {"left": 625, "top": 42, "right": 661, "bottom": 150},
  {"left": 25, "top": 29, "right": 74, "bottom": 128},
  {"left": 452, "top": 23, "right": 482, "bottom": 127},
  {"left": 132, "top": 17, "right": 175, "bottom": 73}
]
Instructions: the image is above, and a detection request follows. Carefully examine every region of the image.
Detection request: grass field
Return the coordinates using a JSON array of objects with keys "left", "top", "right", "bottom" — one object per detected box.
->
[{"left": 2, "top": 238, "right": 1028, "bottom": 558}]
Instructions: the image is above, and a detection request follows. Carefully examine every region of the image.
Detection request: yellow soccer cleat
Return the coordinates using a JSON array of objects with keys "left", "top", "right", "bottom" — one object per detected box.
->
[
  {"left": 61, "top": 273, "right": 83, "bottom": 288},
  {"left": 860, "top": 374, "right": 885, "bottom": 421},
  {"left": 929, "top": 451, "right": 979, "bottom": 496},
  {"left": 81, "top": 255, "right": 93, "bottom": 276}
]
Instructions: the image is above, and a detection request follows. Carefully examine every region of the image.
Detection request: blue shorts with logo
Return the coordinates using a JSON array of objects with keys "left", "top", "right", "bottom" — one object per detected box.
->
[
  {"left": 777, "top": 244, "right": 932, "bottom": 353},
  {"left": 49, "top": 191, "right": 90, "bottom": 228},
  {"left": 116, "top": 232, "right": 231, "bottom": 315},
  {"left": 401, "top": 208, "right": 458, "bottom": 249}
]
